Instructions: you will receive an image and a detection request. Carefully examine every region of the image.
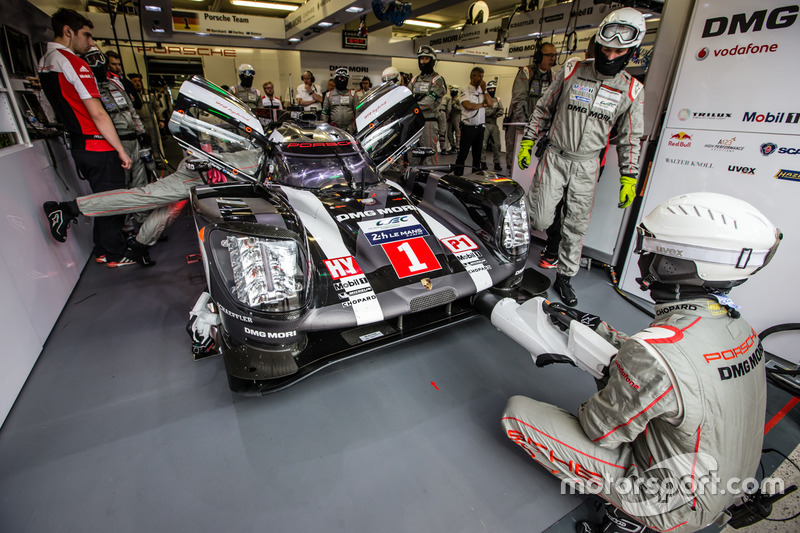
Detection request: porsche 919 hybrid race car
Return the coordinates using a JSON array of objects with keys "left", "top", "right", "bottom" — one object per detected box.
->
[{"left": 170, "top": 76, "right": 534, "bottom": 394}]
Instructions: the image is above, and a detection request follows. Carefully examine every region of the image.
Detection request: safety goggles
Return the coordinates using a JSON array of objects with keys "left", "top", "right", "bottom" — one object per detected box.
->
[
  {"left": 599, "top": 22, "right": 641, "bottom": 45},
  {"left": 241, "top": 70, "right": 255, "bottom": 77},
  {"left": 83, "top": 50, "right": 106, "bottom": 68}
]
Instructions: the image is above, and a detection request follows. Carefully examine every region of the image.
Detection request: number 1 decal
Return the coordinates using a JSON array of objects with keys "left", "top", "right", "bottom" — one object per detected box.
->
[{"left": 382, "top": 237, "right": 441, "bottom": 279}]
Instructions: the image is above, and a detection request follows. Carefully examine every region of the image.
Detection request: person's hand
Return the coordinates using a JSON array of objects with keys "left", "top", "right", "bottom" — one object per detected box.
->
[
  {"left": 517, "top": 139, "right": 534, "bottom": 170},
  {"left": 137, "top": 132, "right": 151, "bottom": 147},
  {"left": 619, "top": 175, "right": 637, "bottom": 208},
  {"left": 479, "top": 79, "right": 486, "bottom": 91},
  {"left": 546, "top": 302, "right": 601, "bottom": 332},
  {"left": 118, "top": 150, "right": 133, "bottom": 169}
]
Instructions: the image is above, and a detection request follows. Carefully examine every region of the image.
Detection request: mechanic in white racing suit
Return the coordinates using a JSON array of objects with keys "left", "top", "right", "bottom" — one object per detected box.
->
[
  {"left": 502, "top": 193, "right": 782, "bottom": 533},
  {"left": 322, "top": 68, "right": 357, "bottom": 134},
  {"left": 228, "top": 63, "right": 262, "bottom": 111},
  {"left": 408, "top": 46, "right": 447, "bottom": 165},
  {"left": 518, "top": 7, "right": 645, "bottom": 307}
]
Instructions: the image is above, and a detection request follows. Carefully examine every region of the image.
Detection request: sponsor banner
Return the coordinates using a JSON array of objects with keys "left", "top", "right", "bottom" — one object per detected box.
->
[
  {"left": 299, "top": 51, "right": 389, "bottom": 92},
  {"left": 172, "top": 10, "right": 283, "bottom": 38}
]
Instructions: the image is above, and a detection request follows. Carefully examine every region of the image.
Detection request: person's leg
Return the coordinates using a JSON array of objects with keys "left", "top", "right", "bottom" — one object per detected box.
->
[
  {"left": 481, "top": 127, "right": 490, "bottom": 166},
  {"left": 489, "top": 124, "right": 502, "bottom": 168},
  {"left": 453, "top": 123, "right": 471, "bottom": 176},
  {"left": 135, "top": 199, "right": 188, "bottom": 246},
  {"left": 505, "top": 126, "right": 517, "bottom": 170},
  {"left": 558, "top": 158, "right": 600, "bottom": 278},
  {"left": 470, "top": 125, "right": 483, "bottom": 173},
  {"left": 539, "top": 196, "right": 565, "bottom": 269},
  {"left": 526, "top": 150, "right": 568, "bottom": 233}
]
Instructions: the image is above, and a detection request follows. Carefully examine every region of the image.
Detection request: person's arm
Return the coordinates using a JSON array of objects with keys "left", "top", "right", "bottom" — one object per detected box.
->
[
  {"left": 417, "top": 76, "right": 446, "bottom": 113},
  {"left": 615, "top": 78, "right": 645, "bottom": 178},
  {"left": 578, "top": 340, "right": 680, "bottom": 449},
  {"left": 321, "top": 93, "right": 331, "bottom": 123},
  {"left": 482, "top": 80, "right": 493, "bottom": 107},
  {"left": 461, "top": 87, "right": 484, "bottom": 111},
  {"left": 510, "top": 68, "right": 529, "bottom": 121},
  {"left": 83, "top": 98, "right": 132, "bottom": 169}
]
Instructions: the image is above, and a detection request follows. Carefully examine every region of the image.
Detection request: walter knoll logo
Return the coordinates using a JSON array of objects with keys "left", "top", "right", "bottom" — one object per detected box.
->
[
  {"left": 665, "top": 158, "right": 713, "bottom": 168},
  {"left": 668, "top": 132, "right": 692, "bottom": 148}
]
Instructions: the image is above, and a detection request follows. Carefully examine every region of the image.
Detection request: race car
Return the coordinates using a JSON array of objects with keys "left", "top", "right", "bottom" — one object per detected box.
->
[{"left": 170, "top": 76, "right": 533, "bottom": 394}]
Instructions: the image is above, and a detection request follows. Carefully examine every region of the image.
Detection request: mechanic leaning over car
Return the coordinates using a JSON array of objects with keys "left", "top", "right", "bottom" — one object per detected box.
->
[
  {"left": 228, "top": 63, "right": 263, "bottom": 111},
  {"left": 322, "top": 68, "right": 357, "bottom": 134},
  {"left": 518, "top": 7, "right": 645, "bottom": 308},
  {"left": 408, "top": 46, "right": 447, "bottom": 165},
  {"left": 503, "top": 192, "right": 782, "bottom": 533}
]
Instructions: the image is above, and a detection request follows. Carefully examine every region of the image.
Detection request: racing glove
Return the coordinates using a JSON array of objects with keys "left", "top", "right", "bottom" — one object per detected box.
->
[
  {"left": 618, "top": 175, "right": 637, "bottom": 209},
  {"left": 546, "top": 301, "right": 601, "bottom": 332},
  {"left": 517, "top": 139, "right": 534, "bottom": 170}
]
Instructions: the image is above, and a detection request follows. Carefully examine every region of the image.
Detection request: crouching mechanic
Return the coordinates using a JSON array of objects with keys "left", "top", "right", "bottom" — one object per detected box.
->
[
  {"left": 518, "top": 7, "right": 645, "bottom": 307},
  {"left": 501, "top": 192, "right": 782, "bottom": 532}
]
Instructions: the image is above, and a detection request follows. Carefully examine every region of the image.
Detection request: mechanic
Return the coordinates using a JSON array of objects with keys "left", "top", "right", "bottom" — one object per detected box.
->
[
  {"left": 104, "top": 50, "right": 141, "bottom": 110},
  {"left": 454, "top": 67, "right": 493, "bottom": 176},
  {"left": 355, "top": 76, "right": 372, "bottom": 105},
  {"left": 381, "top": 66, "right": 401, "bottom": 84},
  {"left": 322, "top": 68, "right": 357, "bottom": 134},
  {"left": 506, "top": 41, "right": 557, "bottom": 171},
  {"left": 408, "top": 46, "right": 447, "bottom": 165},
  {"left": 43, "top": 157, "right": 205, "bottom": 267},
  {"left": 480, "top": 79, "right": 504, "bottom": 172},
  {"left": 296, "top": 70, "right": 322, "bottom": 112},
  {"left": 127, "top": 72, "right": 160, "bottom": 159},
  {"left": 228, "top": 63, "right": 262, "bottom": 111},
  {"left": 38, "top": 8, "right": 133, "bottom": 267},
  {"left": 502, "top": 192, "right": 782, "bottom": 533},
  {"left": 84, "top": 48, "right": 151, "bottom": 191},
  {"left": 518, "top": 7, "right": 645, "bottom": 307},
  {"left": 446, "top": 85, "right": 461, "bottom": 155},
  {"left": 437, "top": 84, "right": 451, "bottom": 154}
]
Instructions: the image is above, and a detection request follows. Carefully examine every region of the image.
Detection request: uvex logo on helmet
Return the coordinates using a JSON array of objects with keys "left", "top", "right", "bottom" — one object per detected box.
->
[{"left": 701, "top": 5, "right": 798, "bottom": 38}]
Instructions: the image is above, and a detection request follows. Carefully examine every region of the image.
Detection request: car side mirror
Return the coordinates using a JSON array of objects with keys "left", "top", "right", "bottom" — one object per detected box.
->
[{"left": 410, "top": 147, "right": 435, "bottom": 159}]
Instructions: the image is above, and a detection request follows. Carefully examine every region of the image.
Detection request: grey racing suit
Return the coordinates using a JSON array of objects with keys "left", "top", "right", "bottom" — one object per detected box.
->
[
  {"left": 502, "top": 299, "right": 766, "bottom": 532},
  {"left": 229, "top": 84, "right": 262, "bottom": 111},
  {"left": 322, "top": 88, "right": 357, "bottom": 134},
  {"left": 522, "top": 58, "right": 644, "bottom": 277},
  {"left": 447, "top": 95, "right": 461, "bottom": 154},
  {"left": 481, "top": 96, "right": 504, "bottom": 167},
  {"left": 437, "top": 95, "right": 450, "bottom": 153},
  {"left": 507, "top": 65, "right": 552, "bottom": 170},
  {"left": 409, "top": 72, "right": 447, "bottom": 165},
  {"left": 76, "top": 157, "right": 203, "bottom": 246},
  {"left": 101, "top": 77, "right": 148, "bottom": 189}
]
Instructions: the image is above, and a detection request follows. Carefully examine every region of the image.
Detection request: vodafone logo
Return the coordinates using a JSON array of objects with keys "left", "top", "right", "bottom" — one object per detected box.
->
[
  {"left": 696, "top": 47, "right": 710, "bottom": 60},
  {"left": 696, "top": 42, "right": 779, "bottom": 60}
]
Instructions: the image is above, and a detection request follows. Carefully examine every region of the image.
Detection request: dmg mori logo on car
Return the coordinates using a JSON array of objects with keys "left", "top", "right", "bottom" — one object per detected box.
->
[
  {"left": 701, "top": 5, "right": 798, "bottom": 38},
  {"left": 244, "top": 327, "right": 297, "bottom": 339}
]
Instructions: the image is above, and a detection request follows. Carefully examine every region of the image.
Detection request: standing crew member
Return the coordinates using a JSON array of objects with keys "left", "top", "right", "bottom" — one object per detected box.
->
[
  {"left": 446, "top": 85, "right": 461, "bottom": 155},
  {"left": 507, "top": 42, "right": 557, "bottom": 171},
  {"left": 261, "top": 81, "right": 283, "bottom": 122},
  {"left": 228, "top": 63, "right": 262, "bottom": 111},
  {"left": 481, "top": 79, "right": 504, "bottom": 172},
  {"left": 408, "top": 46, "right": 446, "bottom": 165},
  {"left": 105, "top": 50, "right": 141, "bottom": 110},
  {"left": 502, "top": 192, "right": 782, "bottom": 533},
  {"left": 322, "top": 68, "right": 357, "bottom": 134},
  {"left": 38, "top": 8, "right": 133, "bottom": 267},
  {"left": 296, "top": 70, "right": 322, "bottom": 112},
  {"left": 518, "top": 8, "right": 646, "bottom": 306},
  {"left": 454, "top": 67, "right": 492, "bottom": 176},
  {"left": 355, "top": 76, "right": 372, "bottom": 105}
]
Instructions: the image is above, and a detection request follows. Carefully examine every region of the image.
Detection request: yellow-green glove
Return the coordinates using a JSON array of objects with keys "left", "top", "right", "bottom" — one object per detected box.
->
[
  {"left": 517, "top": 139, "right": 534, "bottom": 170},
  {"left": 618, "top": 175, "right": 637, "bottom": 208}
]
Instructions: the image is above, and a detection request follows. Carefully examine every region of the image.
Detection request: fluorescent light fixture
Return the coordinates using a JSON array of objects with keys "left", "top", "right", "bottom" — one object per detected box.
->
[
  {"left": 643, "top": 13, "right": 653, "bottom": 18},
  {"left": 404, "top": 19, "right": 442, "bottom": 28},
  {"left": 252, "top": 36, "right": 265, "bottom": 39},
  {"left": 144, "top": 5, "right": 162, "bottom": 12},
  {"left": 505, "top": 57, "right": 515, "bottom": 60},
  {"left": 231, "top": 0, "right": 299, "bottom": 11},
  {"left": 288, "top": 37, "right": 301, "bottom": 42},
  {"left": 433, "top": 49, "right": 442, "bottom": 53},
  {"left": 318, "top": 21, "right": 333, "bottom": 27},
  {"left": 483, "top": 40, "right": 495, "bottom": 44},
  {"left": 152, "top": 27, "right": 166, "bottom": 33},
  {"left": 528, "top": 32, "right": 540, "bottom": 37},
  {"left": 196, "top": 32, "right": 209, "bottom": 36},
  {"left": 345, "top": 6, "right": 364, "bottom": 13}
]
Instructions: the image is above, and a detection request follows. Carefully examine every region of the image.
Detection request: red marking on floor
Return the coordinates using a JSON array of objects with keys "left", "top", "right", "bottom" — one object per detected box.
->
[
  {"left": 431, "top": 381, "right": 439, "bottom": 390},
  {"left": 765, "top": 397, "right": 800, "bottom": 435}
]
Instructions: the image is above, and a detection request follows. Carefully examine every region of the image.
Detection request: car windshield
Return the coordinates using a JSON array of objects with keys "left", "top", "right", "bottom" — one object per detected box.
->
[{"left": 275, "top": 152, "right": 381, "bottom": 190}]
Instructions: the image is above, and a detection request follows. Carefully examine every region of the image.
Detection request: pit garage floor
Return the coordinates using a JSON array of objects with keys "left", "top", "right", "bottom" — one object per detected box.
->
[{"left": 1, "top": 214, "right": 799, "bottom": 532}]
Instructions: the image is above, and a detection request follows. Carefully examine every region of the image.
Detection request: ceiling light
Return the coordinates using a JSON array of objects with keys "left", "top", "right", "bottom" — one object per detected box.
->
[
  {"left": 318, "top": 22, "right": 333, "bottom": 27},
  {"left": 288, "top": 37, "right": 301, "bottom": 42},
  {"left": 152, "top": 27, "right": 166, "bottom": 33},
  {"left": 144, "top": 5, "right": 162, "bottom": 12},
  {"left": 433, "top": 49, "right": 442, "bottom": 53},
  {"left": 482, "top": 40, "right": 495, "bottom": 44},
  {"left": 345, "top": 6, "right": 364, "bottom": 13},
  {"left": 196, "top": 32, "right": 209, "bottom": 36},
  {"left": 528, "top": 32, "right": 540, "bottom": 37},
  {"left": 231, "top": 0, "right": 299, "bottom": 11},
  {"left": 643, "top": 13, "right": 653, "bottom": 18},
  {"left": 404, "top": 19, "right": 442, "bottom": 29}
]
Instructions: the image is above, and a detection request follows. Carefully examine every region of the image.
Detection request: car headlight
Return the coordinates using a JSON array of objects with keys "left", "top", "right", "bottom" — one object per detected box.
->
[
  {"left": 211, "top": 228, "right": 307, "bottom": 313},
  {"left": 499, "top": 197, "right": 530, "bottom": 258}
]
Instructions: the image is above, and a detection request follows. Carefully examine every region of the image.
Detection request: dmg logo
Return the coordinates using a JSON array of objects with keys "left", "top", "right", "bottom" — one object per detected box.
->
[{"left": 701, "top": 5, "right": 798, "bottom": 38}]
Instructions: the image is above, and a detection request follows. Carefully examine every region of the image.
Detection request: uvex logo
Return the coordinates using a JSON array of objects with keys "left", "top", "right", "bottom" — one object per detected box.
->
[
  {"left": 656, "top": 246, "right": 683, "bottom": 256},
  {"left": 728, "top": 165, "right": 756, "bottom": 174},
  {"left": 702, "top": 5, "right": 798, "bottom": 38}
]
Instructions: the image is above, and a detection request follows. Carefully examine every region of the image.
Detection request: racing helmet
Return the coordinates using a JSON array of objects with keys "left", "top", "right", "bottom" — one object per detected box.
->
[
  {"left": 635, "top": 192, "right": 782, "bottom": 292},
  {"left": 381, "top": 66, "right": 400, "bottom": 83},
  {"left": 333, "top": 67, "right": 349, "bottom": 91},
  {"left": 417, "top": 45, "right": 437, "bottom": 74},
  {"left": 238, "top": 63, "right": 255, "bottom": 87},
  {"left": 486, "top": 79, "right": 497, "bottom": 96},
  {"left": 449, "top": 84, "right": 459, "bottom": 97},
  {"left": 83, "top": 47, "right": 107, "bottom": 82},
  {"left": 594, "top": 8, "right": 646, "bottom": 76}
]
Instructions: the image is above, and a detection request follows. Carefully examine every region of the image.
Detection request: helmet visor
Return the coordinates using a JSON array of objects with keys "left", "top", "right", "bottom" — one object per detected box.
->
[
  {"left": 240, "top": 69, "right": 255, "bottom": 77},
  {"left": 84, "top": 51, "right": 105, "bottom": 68},
  {"left": 600, "top": 23, "right": 641, "bottom": 46}
]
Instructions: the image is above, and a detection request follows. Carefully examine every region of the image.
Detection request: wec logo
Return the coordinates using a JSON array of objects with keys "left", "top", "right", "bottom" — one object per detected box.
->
[{"left": 376, "top": 215, "right": 409, "bottom": 226}]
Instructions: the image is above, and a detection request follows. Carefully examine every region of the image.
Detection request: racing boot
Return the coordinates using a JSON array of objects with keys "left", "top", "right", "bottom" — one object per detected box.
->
[
  {"left": 42, "top": 200, "right": 79, "bottom": 243},
  {"left": 127, "top": 239, "right": 157, "bottom": 267},
  {"left": 554, "top": 273, "right": 577, "bottom": 307}
]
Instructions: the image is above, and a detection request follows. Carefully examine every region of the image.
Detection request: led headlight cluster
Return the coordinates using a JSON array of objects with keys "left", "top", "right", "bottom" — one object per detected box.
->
[
  {"left": 225, "top": 235, "right": 305, "bottom": 311},
  {"left": 500, "top": 197, "right": 530, "bottom": 257}
]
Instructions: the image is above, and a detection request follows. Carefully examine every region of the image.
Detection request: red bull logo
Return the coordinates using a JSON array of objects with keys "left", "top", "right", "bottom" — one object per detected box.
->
[{"left": 668, "top": 132, "right": 692, "bottom": 148}]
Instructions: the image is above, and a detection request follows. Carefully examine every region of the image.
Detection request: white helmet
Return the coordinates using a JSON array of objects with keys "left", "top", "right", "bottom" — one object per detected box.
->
[
  {"left": 381, "top": 66, "right": 400, "bottom": 83},
  {"left": 238, "top": 63, "right": 255, "bottom": 76},
  {"left": 596, "top": 7, "right": 646, "bottom": 49},
  {"left": 486, "top": 80, "right": 497, "bottom": 90},
  {"left": 636, "top": 193, "right": 781, "bottom": 290}
]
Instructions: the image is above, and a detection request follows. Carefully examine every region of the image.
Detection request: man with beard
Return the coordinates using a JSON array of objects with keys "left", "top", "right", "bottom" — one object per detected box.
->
[
  {"left": 408, "top": 46, "right": 446, "bottom": 165},
  {"left": 322, "top": 68, "right": 357, "bottom": 134},
  {"left": 228, "top": 63, "right": 262, "bottom": 111},
  {"left": 517, "top": 8, "right": 646, "bottom": 307}
]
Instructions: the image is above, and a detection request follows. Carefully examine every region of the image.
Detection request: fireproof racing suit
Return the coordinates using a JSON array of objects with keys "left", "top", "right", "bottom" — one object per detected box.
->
[
  {"left": 507, "top": 65, "right": 552, "bottom": 170},
  {"left": 101, "top": 76, "right": 148, "bottom": 189},
  {"left": 437, "top": 95, "right": 450, "bottom": 152},
  {"left": 522, "top": 58, "right": 644, "bottom": 277},
  {"left": 322, "top": 88, "right": 357, "bottom": 134},
  {"left": 229, "top": 84, "right": 262, "bottom": 111},
  {"left": 502, "top": 299, "right": 766, "bottom": 532},
  {"left": 482, "top": 96, "right": 504, "bottom": 168},
  {"left": 409, "top": 71, "right": 447, "bottom": 165}
]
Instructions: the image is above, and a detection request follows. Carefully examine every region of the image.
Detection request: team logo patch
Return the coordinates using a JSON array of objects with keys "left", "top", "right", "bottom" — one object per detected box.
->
[{"left": 760, "top": 143, "right": 778, "bottom": 156}]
